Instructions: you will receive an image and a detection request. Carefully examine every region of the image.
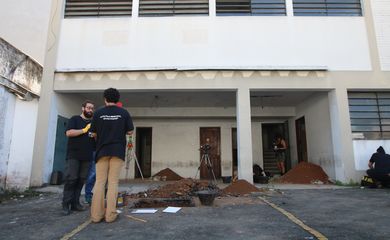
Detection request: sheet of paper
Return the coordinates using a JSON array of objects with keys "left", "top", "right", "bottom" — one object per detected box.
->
[
  {"left": 163, "top": 207, "right": 181, "bottom": 213},
  {"left": 131, "top": 209, "right": 158, "bottom": 214}
]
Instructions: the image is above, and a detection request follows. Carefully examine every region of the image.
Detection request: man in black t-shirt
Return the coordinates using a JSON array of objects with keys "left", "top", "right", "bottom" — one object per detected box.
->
[
  {"left": 367, "top": 146, "right": 390, "bottom": 187},
  {"left": 90, "top": 88, "right": 134, "bottom": 223},
  {"left": 62, "top": 100, "right": 95, "bottom": 216}
]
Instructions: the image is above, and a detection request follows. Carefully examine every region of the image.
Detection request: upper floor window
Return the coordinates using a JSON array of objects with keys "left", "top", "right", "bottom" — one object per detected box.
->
[
  {"left": 64, "top": 0, "right": 132, "bottom": 18},
  {"left": 216, "top": 0, "right": 286, "bottom": 16},
  {"left": 139, "top": 0, "right": 209, "bottom": 16},
  {"left": 348, "top": 92, "right": 390, "bottom": 140},
  {"left": 293, "top": 0, "right": 362, "bottom": 16}
]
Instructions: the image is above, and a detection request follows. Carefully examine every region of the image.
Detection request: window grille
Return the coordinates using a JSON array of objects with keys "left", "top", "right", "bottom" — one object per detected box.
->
[
  {"left": 139, "top": 0, "right": 209, "bottom": 16},
  {"left": 216, "top": 0, "right": 286, "bottom": 16},
  {"left": 293, "top": 0, "right": 362, "bottom": 16},
  {"left": 348, "top": 92, "right": 390, "bottom": 140},
  {"left": 65, "top": 0, "right": 132, "bottom": 18}
]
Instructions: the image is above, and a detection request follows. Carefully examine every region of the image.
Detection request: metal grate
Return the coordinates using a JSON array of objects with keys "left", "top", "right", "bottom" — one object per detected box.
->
[
  {"left": 293, "top": 0, "right": 362, "bottom": 16},
  {"left": 216, "top": 0, "right": 286, "bottom": 16},
  {"left": 65, "top": 0, "right": 132, "bottom": 18},
  {"left": 139, "top": 0, "right": 209, "bottom": 16},
  {"left": 348, "top": 92, "right": 390, "bottom": 140}
]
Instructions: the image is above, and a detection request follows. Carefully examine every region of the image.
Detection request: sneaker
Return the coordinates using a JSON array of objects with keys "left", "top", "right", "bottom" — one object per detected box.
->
[{"left": 85, "top": 197, "right": 92, "bottom": 205}]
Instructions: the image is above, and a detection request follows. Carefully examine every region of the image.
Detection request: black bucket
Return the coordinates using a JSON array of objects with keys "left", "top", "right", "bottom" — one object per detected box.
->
[
  {"left": 221, "top": 176, "right": 232, "bottom": 184},
  {"left": 197, "top": 190, "right": 217, "bottom": 206}
]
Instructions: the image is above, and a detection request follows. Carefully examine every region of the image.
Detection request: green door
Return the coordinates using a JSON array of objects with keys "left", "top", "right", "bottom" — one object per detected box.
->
[{"left": 53, "top": 115, "right": 69, "bottom": 173}]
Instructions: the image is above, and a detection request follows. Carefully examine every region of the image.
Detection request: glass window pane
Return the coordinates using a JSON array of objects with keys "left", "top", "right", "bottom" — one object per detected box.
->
[
  {"left": 350, "top": 119, "right": 380, "bottom": 125},
  {"left": 349, "top": 105, "right": 378, "bottom": 112},
  {"left": 351, "top": 125, "right": 381, "bottom": 132},
  {"left": 350, "top": 112, "right": 379, "bottom": 118},
  {"left": 348, "top": 99, "right": 377, "bottom": 105}
]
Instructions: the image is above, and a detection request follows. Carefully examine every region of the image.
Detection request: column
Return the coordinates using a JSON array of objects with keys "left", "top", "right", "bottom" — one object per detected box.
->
[
  {"left": 328, "top": 88, "right": 356, "bottom": 183},
  {"left": 236, "top": 87, "right": 253, "bottom": 183}
]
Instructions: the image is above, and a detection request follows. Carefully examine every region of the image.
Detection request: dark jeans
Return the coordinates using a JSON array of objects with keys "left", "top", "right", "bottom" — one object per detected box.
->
[
  {"left": 367, "top": 169, "right": 390, "bottom": 186},
  {"left": 62, "top": 158, "right": 89, "bottom": 206},
  {"left": 85, "top": 157, "right": 96, "bottom": 200}
]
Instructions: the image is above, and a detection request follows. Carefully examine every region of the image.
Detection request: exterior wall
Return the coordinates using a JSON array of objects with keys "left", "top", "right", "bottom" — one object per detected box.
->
[
  {"left": 6, "top": 99, "right": 38, "bottom": 189},
  {"left": 353, "top": 140, "right": 390, "bottom": 171},
  {"left": 295, "top": 92, "right": 335, "bottom": 180},
  {"left": 0, "top": 88, "right": 16, "bottom": 189},
  {"left": 0, "top": 0, "right": 51, "bottom": 64},
  {"left": 57, "top": 17, "right": 371, "bottom": 71},
  {"left": 371, "top": 0, "right": 390, "bottom": 70}
]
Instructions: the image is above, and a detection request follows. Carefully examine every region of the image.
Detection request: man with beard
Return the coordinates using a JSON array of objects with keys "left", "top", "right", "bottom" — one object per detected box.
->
[{"left": 62, "top": 100, "right": 95, "bottom": 215}]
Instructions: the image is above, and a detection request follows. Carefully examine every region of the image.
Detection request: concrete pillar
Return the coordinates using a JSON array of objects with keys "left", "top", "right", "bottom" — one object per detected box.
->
[
  {"left": 30, "top": 0, "right": 64, "bottom": 186},
  {"left": 236, "top": 87, "right": 253, "bottom": 183},
  {"left": 328, "top": 88, "right": 355, "bottom": 183},
  {"left": 7, "top": 99, "right": 38, "bottom": 189}
]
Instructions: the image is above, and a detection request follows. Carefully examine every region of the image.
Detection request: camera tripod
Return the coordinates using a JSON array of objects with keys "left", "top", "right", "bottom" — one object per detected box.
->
[{"left": 195, "top": 151, "right": 217, "bottom": 182}]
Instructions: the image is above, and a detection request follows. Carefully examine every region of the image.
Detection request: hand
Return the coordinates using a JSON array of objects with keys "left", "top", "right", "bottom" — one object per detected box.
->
[{"left": 82, "top": 123, "right": 91, "bottom": 133}]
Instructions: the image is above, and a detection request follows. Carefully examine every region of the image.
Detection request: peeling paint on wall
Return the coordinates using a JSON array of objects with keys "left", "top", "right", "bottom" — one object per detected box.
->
[{"left": 0, "top": 38, "right": 42, "bottom": 97}]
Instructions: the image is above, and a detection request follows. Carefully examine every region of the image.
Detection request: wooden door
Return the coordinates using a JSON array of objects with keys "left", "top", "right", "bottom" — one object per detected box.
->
[
  {"left": 200, "top": 127, "right": 221, "bottom": 179},
  {"left": 295, "top": 117, "right": 308, "bottom": 162}
]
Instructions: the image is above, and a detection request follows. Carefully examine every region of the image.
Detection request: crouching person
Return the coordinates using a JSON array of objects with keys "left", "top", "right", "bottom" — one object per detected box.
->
[
  {"left": 90, "top": 88, "right": 134, "bottom": 223},
  {"left": 367, "top": 146, "right": 390, "bottom": 188}
]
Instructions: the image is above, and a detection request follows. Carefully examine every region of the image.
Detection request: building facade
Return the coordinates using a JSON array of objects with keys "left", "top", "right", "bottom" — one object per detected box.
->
[{"left": 23, "top": 0, "right": 390, "bottom": 187}]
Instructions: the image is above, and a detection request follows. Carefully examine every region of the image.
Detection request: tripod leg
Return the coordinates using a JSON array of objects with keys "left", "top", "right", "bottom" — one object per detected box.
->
[
  {"left": 132, "top": 149, "right": 144, "bottom": 180},
  {"left": 205, "top": 155, "right": 217, "bottom": 182},
  {"left": 195, "top": 155, "right": 206, "bottom": 179}
]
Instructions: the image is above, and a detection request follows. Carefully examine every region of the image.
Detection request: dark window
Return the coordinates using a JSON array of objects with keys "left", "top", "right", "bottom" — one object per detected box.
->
[
  {"left": 293, "top": 0, "right": 362, "bottom": 16},
  {"left": 348, "top": 92, "right": 390, "bottom": 140},
  {"left": 139, "top": 0, "right": 209, "bottom": 16},
  {"left": 216, "top": 0, "right": 286, "bottom": 16},
  {"left": 64, "top": 0, "right": 132, "bottom": 18}
]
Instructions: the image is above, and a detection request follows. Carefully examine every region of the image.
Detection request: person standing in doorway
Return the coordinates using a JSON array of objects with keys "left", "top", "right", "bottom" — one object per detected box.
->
[
  {"left": 274, "top": 135, "right": 287, "bottom": 175},
  {"left": 90, "top": 88, "right": 134, "bottom": 223},
  {"left": 62, "top": 100, "right": 95, "bottom": 215}
]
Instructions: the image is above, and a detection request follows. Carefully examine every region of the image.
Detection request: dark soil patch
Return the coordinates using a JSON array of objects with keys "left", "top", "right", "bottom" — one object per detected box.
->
[
  {"left": 153, "top": 168, "right": 183, "bottom": 181},
  {"left": 222, "top": 179, "right": 261, "bottom": 196},
  {"left": 279, "top": 162, "right": 329, "bottom": 184}
]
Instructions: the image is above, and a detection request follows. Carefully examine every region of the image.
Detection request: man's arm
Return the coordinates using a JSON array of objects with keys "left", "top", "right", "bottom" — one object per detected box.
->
[
  {"left": 368, "top": 161, "right": 374, "bottom": 169},
  {"left": 66, "top": 123, "right": 90, "bottom": 137}
]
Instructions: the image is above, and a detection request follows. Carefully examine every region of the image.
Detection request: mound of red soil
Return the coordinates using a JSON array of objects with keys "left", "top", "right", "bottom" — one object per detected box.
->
[
  {"left": 223, "top": 179, "right": 260, "bottom": 195},
  {"left": 279, "top": 162, "right": 329, "bottom": 184},
  {"left": 153, "top": 168, "right": 183, "bottom": 181}
]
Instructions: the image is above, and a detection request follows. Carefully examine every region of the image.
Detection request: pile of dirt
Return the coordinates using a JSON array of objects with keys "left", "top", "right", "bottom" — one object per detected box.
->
[
  {"left": 279, "top": 162, "right": 329, "bottom": 184},
  {"left": 222, "top": 179, "right": 260, "bottom": 195},
  {"left": 129, "top": 178, "right": 218, "bottom": 199},
  {"left": 153, "top": 168, "right": 183, "bottom": 181}
]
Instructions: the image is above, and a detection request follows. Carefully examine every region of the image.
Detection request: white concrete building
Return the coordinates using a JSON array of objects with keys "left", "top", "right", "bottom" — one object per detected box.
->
[
  {"left": 3, "top": 0, "right": 390, "bottom": 188},
  {"left": 0, "top": 0, "right": 51, "bottom": 190}
]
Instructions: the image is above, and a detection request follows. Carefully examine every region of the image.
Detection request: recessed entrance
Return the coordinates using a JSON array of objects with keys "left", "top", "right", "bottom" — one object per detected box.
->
[
  {"left": 199, "top": 127, "right": 221, "bottom": 179},
  {"left": 135, "top": 127, "right": 152, "bottom": 178}
]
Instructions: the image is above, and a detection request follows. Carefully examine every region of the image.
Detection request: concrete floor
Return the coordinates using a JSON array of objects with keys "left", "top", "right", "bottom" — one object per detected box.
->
[{"left": 1, "top": 183, "right": 389, "bottom": 240}]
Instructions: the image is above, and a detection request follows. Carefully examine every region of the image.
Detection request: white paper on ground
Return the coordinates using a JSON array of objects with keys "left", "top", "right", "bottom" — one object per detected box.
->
[
  {"left": 163, "top": 207, "right": 181, "bottom": 213},
  {"left": 131, "top": 209, "right": 158, "bottom": 214}
]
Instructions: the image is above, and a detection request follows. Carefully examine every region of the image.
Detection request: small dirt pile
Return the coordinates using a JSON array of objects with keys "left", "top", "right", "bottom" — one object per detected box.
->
[
  {"left": 222, "top": 179, "right": 260, "bottom": 195},
  {"left": 153, "top": 168, "right": 183, "bottom": 181},
  {"left": 129, "top": 178, "right": 218, "bottom": 199},
  {"left": 279, "top": 162, "right": 329, "bottom": 184}
]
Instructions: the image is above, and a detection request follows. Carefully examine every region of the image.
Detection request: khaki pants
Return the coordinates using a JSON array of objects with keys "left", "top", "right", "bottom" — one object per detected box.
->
[{"left": 91, "top": 156, "right": 123, "bottom": 223}]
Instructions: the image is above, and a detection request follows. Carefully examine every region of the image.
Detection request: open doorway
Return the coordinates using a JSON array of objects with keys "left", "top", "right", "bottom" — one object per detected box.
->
[
  {"left": 261, "top": 123, "right": 290, "bottom": 175},
  {"left": 199, "top": 127, "right": 221, "bottom": 179},
  {"left": 232, "top": 128, "right": 237, "bottom": 177},
  {"left": 135, "top": 127, "right": 152, "bottom": 178},
  {"left": 295, "top": 117, "right": 308, "bottom": 162}
]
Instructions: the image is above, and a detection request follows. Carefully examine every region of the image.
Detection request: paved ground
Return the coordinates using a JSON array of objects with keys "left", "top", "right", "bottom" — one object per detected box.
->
[{"left": 1, "top": 184, "right": 390, "bottom": 240}]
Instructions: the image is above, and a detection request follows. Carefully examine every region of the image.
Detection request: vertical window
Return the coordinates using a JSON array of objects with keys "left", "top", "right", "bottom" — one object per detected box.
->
[
  {"left": 139, "top": 0, "right": 209, "bottom": 16},
  {"left": 348, "top": 92, "right": 390, "bottom": 139},
  {"left": 293, "top": 0, "right": 362, "bottom": 16},
  {"left": 64, "top": 0, "right": 133, "bottom": 18},
  {"left": 216, "top": 0, "right": 286, "bottom": 16}
]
